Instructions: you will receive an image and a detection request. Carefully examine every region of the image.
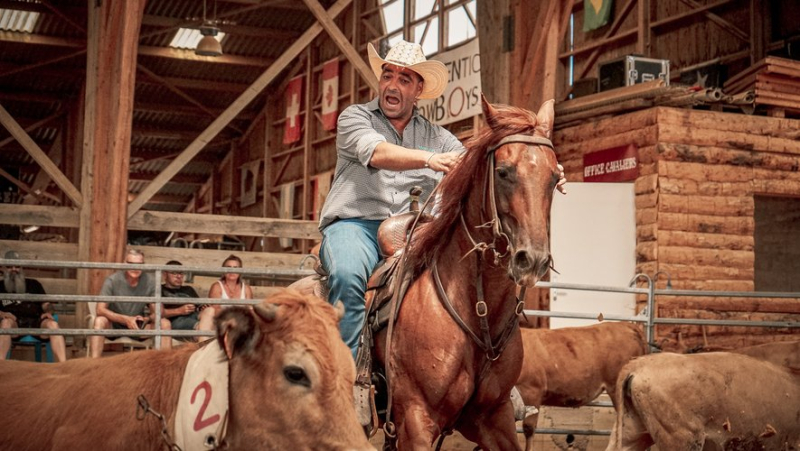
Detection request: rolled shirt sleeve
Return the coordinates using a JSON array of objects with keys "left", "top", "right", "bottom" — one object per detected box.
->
[{"left": 336, "top": 105, "right": 388, "bottom": 167}]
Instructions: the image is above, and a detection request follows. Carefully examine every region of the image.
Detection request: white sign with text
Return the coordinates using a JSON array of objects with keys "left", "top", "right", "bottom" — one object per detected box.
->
[{"left": 418, "top": 39, "right": 481, "bottom": 126}]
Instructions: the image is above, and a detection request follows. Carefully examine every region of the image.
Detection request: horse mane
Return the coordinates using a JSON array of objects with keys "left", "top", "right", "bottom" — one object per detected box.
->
[{"left": 405, "top": 102, "right": 547, "bottom": 275}]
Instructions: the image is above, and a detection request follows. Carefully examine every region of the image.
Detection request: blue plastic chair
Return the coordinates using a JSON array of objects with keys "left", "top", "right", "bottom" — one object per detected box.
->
[{"left": 5, "top": 314, "right": 58, "bottom": 363}]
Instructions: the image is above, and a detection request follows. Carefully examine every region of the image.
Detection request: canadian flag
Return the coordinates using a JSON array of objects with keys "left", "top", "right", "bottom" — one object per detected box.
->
[
  {"left": 283, "top": 75, "right": 303, "bottom": 145},
  {"left": 320, "top": 58, "right": 339, "bottom": 131}
]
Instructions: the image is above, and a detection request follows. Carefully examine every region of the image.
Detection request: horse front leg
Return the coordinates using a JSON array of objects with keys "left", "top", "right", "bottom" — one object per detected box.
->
[
  {"left": 392, "top": 402, "right": 441, "bottom": 451},
  {"left": 457, "top": 399, "right": 522, "bottom": 451}
]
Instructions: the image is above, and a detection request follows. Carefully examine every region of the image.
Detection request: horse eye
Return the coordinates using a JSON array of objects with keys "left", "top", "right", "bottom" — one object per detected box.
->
[
  {"left": 496, "top": 167, "right": 510, "bottom": 179},
  {"left": 283, "top": 365, "right": 311, "bottom": 387}
]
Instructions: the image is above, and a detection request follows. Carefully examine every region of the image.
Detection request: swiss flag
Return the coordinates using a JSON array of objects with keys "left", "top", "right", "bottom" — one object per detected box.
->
[
  {"left": 321, "top": 58, "right": 339, "bottom": 131},
  {"left": 283, "top": 75, "right": 303, "bottom": 145}
]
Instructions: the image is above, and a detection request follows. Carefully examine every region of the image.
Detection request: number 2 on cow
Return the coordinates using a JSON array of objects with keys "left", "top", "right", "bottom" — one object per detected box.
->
[{"left": 191, "top": 381, "right": 220, "bottom": 431}]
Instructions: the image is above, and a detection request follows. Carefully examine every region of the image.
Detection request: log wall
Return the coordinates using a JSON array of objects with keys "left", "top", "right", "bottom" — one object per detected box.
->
[{"left": 554, "top": 106, "right": 800, "bottom": 350}]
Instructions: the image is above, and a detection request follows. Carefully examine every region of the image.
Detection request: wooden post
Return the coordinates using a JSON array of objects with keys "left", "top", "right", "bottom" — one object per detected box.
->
[{"left": 77, "top": 1, "right": 145, "bottom": 312}]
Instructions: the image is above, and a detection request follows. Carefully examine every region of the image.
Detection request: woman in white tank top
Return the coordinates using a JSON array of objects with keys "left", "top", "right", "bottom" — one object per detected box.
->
[{"left": 196, "top": 254, "right": 254, "bottom": 338}]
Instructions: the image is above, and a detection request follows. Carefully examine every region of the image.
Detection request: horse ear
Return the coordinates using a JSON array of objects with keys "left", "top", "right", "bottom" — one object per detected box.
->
[
  {"left": 536, "top": 99, "right": 555, "bottom": 138},
  {"left": 480, "top": 93, "right": 501, "bottom": 129},
  {"left": 216, "top": 307, "right": 260, "bottom": 360}
]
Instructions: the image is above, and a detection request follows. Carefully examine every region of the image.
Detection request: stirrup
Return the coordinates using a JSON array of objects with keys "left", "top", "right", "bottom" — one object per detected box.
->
[{"left": 353, "top": 384, "right": 378, "bottom": 436}]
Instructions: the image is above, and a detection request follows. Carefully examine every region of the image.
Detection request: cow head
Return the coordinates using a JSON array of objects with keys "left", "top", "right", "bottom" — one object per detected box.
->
[{"left": 216, "top": 289, "right": 373, "bottom": 450}]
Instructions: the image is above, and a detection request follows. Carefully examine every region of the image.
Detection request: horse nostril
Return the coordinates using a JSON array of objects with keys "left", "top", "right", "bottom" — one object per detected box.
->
[{"left": 513, "top": 251, "right": 532, "bottom": 271}]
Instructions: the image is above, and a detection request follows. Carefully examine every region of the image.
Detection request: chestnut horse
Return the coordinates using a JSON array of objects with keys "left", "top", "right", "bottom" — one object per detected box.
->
[{"left": 373, "top": 97, "right": 560, "bottom": 450}]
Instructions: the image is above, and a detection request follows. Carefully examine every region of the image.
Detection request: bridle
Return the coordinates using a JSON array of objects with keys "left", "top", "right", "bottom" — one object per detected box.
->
[
  {"left": 430, "top": 132, "right": 556, "bottom": 360},
  {"left": 461, "top": 133, "right": 555, "bottom": 266}
]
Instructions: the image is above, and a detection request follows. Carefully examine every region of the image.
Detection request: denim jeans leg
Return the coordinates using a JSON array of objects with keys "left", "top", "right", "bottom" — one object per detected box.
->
[{"left": 320, "top": 219, "right": 382, "bottom": 359}]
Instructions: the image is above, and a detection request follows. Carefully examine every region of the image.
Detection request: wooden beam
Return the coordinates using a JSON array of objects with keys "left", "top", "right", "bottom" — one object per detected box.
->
[
  {"left": 650, "top": 0, "right": 734, "bottom": 31},
  {"left": 137, "top": 46, "right": 272, "bottom": 66},
  {"left": 0, "top": 49, "right": 85, "bottom": 78},
  {"left": 0, "top": 32, "right": 272, "bottom": 67},
  {"left": 129, "top": 172, "right": 208, "bottom": 185},
  {"left": 141, "top": 15, "right": 301, "bottom": 41},
  {"left": 134, "top": 101, "right": 257, "bottom": 120},
  {"left": 127, "top": 210, "right": 320, "bottom": 240},
  {"left": 0, "top": 204, "right": 78, "bottom": 228},
  {"left": 78, "top": 0, "right": 145, "bottom": 311},
  {"left": 0, "top": 109, "right": 62, "bottom": 150},
  {"left": 301, "top": 0, "right": 378, "bottom": 93},
  {"left": 0, "top": 103, "right": 82, "bottom": 206},
  {"left": 40, "top": 0, "right": 87, "bottom": 34},
  {"left": 519, "top": 0, "right": 558, "bottom": 104},
  {"left": 137, "top": 76, "right": 250, "bottom": 94},
  {"left": 0, "top": 167, "right": 61, "bottom": 204},
  {"left": 23, "top": 120, "right": 63, "bottom": 206},
  {"left": 127, "top": 0, "right": 353, "bottom": 217},
  {"left": 0, "top": 31, "right": 83, "bottom": 47},
  {"left": 0, "top": 239, "right": 309, "bottom": 274}
]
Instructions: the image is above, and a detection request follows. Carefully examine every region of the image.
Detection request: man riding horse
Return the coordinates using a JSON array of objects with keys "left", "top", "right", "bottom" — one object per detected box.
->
[{"left": 316, "top": 40, "right": 567, "bottom": 448}]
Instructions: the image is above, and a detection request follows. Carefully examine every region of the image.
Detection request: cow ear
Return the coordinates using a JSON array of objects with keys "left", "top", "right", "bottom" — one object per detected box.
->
[{"left": 216, "top": 308, "right": 260, "bottom": 360}]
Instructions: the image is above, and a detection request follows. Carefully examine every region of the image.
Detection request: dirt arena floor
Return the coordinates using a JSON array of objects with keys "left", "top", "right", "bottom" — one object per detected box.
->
[{"left": 368, "top": 400, "right": 615, "bottom": 450}]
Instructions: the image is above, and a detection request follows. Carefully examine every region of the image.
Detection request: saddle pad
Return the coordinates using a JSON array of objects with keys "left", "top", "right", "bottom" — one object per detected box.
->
[{"left": 174, "top": 340, "right": 229, "bottom": 450}]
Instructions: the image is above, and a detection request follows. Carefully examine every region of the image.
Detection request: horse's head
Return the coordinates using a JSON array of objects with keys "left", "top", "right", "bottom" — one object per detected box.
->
[{"left": 481, "top": 96, "right": 559, "bottom": 286}]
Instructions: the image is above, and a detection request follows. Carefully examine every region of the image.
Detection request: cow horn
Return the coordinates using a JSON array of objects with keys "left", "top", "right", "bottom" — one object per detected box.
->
[
  {"left": 254, "top": 303, "right": 278, "bottom": 322},
  {"left": 333, "top": 300, "right": 345, "bottom": 321}
]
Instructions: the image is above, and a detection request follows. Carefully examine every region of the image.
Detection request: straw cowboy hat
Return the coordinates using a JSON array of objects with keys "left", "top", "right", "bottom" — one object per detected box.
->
[{"left": 367, "top": 40, "right": 448, "bottom": 99}]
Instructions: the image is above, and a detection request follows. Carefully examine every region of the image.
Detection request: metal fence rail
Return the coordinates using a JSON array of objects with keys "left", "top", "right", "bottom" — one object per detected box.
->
[{"left": 0, "top": 258, "right": 315, "bottom": 349}]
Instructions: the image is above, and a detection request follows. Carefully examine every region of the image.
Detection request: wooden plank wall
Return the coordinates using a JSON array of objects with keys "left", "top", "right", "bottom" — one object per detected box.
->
[{"left": 554, "top": 106, "right": 800, "bottom": 350}]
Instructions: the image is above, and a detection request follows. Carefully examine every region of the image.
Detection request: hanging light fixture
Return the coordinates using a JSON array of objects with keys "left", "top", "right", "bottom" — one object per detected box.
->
[{"left": 196, "top": 0, "right": 222, "bottom": 57}]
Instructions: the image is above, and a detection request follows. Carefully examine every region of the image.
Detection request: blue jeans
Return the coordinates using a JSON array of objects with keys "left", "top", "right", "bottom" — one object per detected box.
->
[{"left": 320, "top": 219, "right": 382, "bottom": 359}]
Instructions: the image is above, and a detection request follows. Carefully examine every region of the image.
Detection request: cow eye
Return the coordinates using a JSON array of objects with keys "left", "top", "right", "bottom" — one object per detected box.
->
[{"left": 284, "top": 365, "right": 311, "bottom": 387}]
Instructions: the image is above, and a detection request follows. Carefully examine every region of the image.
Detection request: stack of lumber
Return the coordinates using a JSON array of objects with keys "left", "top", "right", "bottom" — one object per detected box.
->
[
  {"left": 723, "top": 56, "right": 800, "bottom": 115},
  {"left": 554, "top": 80, "right": 735, "bottom": 128}
]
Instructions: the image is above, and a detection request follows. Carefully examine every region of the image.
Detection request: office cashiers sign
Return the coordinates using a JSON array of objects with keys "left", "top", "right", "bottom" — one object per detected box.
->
[{"left": 583, "top": 144, "right": 639, "bottom": 182}]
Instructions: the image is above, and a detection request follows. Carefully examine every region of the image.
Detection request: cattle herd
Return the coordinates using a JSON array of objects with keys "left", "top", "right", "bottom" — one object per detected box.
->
[{"left": 0, "top": 288, "right": 798, "bottom": 450}]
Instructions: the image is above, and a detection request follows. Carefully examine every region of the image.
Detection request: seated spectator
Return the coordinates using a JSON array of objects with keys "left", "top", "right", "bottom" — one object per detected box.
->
[
  {"left": 197, "top": 254, "right": 254, "bottom": 334},
  {"left": 160, "top": 260, "right": 200, "bottom": 333},
  {"left": 0, "top": 250, "right": 67, "bottom": 362},
  {"left": 89, "top": 248, "right": 172, "bottom": 358}
]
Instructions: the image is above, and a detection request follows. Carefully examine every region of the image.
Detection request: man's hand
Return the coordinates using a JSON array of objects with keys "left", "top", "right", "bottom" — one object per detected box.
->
[
  {"left": 40, "top": 312, "right": 55, "bottom": 322},
  {"left": 179, "top": 304, "right": 196, "bottom": 315},
  {"left": 123, "top": 315, "right": 140, "bottom": 330},
  {"left": 556, "top": 163, "right": 567, "bottom": 194},
  {"left": 0, "top": 311, "right": 16, "bottom": 321},
  {"left": 428, "top": 151, "right": 463, "bottom": 174}
]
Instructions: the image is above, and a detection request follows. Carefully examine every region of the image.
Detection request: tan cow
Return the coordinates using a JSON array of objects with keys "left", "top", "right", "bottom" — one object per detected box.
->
[
  {"left": 712, "top": 339, "right": 800, "bottom": 368},
  {"left": 605, "top": 351, "right": 800, "bottom": 451},
  {"left": 0, "top": 289, "right": 374, "bottom": 451},
  {"left": 517, "top": 322, "right": 647, "bottom": 451}
]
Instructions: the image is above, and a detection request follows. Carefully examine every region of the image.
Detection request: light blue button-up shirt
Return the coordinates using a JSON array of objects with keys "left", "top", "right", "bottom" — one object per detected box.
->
[{"left": 319, "top": 98, "right": 465, "bottom": 231}]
